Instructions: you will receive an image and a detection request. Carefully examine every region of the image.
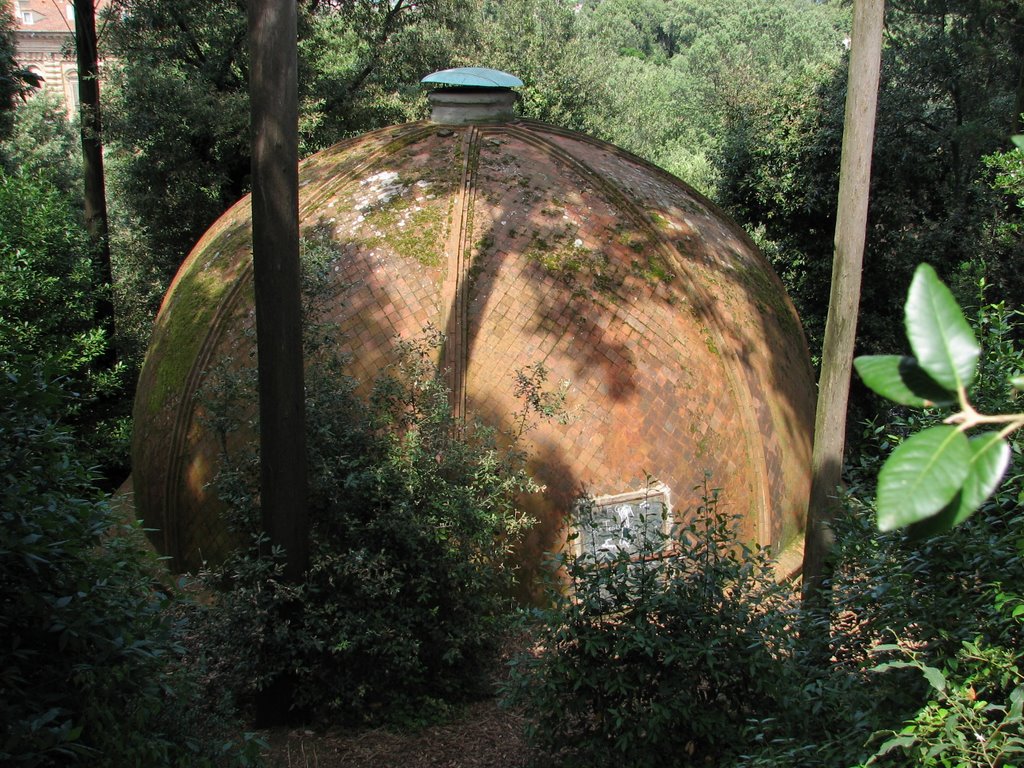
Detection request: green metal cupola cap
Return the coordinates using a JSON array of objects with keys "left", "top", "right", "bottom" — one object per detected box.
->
[
  {"left": 422, "top": 67, "right": 521, "bottom": 124},
  {"left": 421, "top": 67, "right": 523, "bottom": 89}
]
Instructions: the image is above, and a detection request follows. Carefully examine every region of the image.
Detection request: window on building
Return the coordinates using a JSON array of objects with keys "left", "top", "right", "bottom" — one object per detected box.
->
[
  {"left": 66, "top": 4, "right": 74, "bottom": 20},
  {"left": 65, "top": 70, "right": 79, "bottom": 113},
  {"left": 21, "top": 10, "right": 34, "bottom": 24},
  {"left": 574, "top": 484, "right": 671, "bottom": 562}
]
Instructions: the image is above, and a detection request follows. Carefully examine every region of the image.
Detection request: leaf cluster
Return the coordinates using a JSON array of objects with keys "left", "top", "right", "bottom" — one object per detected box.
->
[
  {"left": 866, "top": 639, "right": 1024, "bottom": 767},
  {"left": 855, "top": 263, "right": 1022, "bottom": 534},
  {"left": 0, "top": 169, "right": 131, "bottom": 484},
  {"left": 737, "top": 470, "right": 1024, "bottom": 767},
  {"left": 719, "top": 2, "right": 1024, "bottom": 365}
]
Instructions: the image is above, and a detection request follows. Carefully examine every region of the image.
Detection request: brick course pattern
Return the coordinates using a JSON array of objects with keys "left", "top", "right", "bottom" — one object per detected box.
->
[{"left": 132, "top": 120, "right": 816, "bottom": 592}]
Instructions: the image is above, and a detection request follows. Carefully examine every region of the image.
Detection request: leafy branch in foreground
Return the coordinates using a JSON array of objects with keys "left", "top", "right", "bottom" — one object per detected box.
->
[
  {"left": 854, "top": 263, "right": 1023, "bottom": 534},
  {"left": 865, "top": 639, "right": 1024, "bottom": 768}
]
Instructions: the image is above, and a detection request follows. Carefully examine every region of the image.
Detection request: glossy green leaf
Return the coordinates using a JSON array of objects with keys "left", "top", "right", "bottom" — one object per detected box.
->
[
  {"left": 873, "top": 660, "right": 947, "bottom": 693},
  {"left": 1011, "top": 375, "right": 1024, "bottom": 392},
  {"left": 919, "top": 664, "right": 947, "bottom": 693},
  {"left": 854, "top": 355, "right": 956, "bottom": 406},
  {"left": 906, "top": 491, "right": 963, "bottom": 539},
  {"left": 905, "top": 264, "right": 980, "bottom": 392},
  {"left": 876, "top": 425, "right": 972, "bottom": 531},
  {"left": 907, "top": 432, "right": 1011, "bottom": 538},
  {"left": 874, "top": 734, "right": 917, "bottom": 756},
  {"left": 1009, "top": 684, "right": 1023, "bottom": 720},
  {"left": 949, "top": 432, "right": 1010, "bottom": 520}
]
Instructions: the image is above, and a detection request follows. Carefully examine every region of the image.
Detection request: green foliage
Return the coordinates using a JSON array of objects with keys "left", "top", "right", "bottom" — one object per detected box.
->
[
  {"left": 0, "top": 171, "right": 99, "bottom": 375},
  {"left": 574, "top": 0, "right": 847, "bottom": 195},
  {"left": 715, "top": 61, "right": 844, "bottom": 358},
  {"left": 855, "top": 264, "right": 1022, "bottom": 533},
  {"left": 819, "top": 298, "right": 1024, "bottom": 766},
  {"left": 985, "top": 137, "right": 1024, "bottom": 225},
  {"left": 103, "top": 0, "right": 476, "bottom": 285},
  {"left": 196, "top": 258, "right": 538, "bottom": 724},
  {"left": 503, "top": 478, "right": 802, "bottom": 767},
  {"left": 103, "top": 0, "right": 252, "bottom": 283},
  {"left": 469, "top": 0, "right": 612, "bottom": 136},
  {"left": 839, "top": 419, "right": 1023, "bottom": 659},
  {"left": 501, "top": 286, "right": 1024, "bottom": 766},
  {"left": 866, "top": 640, "right": 1024, "bottom": 767},
  {"left": 0, "top": 366, "right": 260, "bottom": 767},
  {"left": 0, "top": 91, "right": 82, "bottom": 199},
  {"left": 0, "top": 169, "right": 130, "bottom": 483},
  {"left": 299, "top": 0, "right": 475, "bottom": 151},
  {"left": 980, "top": 136, "right": 1024, "bottom": 303},
  {"left": 741, "top": 456, "right": 1024, "bottom": 766},
  {"left": 719, "top": 3, "right": 1024, "bottom": 363}
]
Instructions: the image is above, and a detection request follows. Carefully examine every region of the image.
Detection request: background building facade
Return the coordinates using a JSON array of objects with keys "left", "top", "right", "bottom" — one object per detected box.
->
[{"left": 7, "top": 0, "right": 110, "bottom": 116}]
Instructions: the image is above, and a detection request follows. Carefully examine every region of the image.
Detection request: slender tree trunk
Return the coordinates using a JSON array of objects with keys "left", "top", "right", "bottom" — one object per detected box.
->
[
  {"left": 73, "top": 0, "right": 114, "bottom": 339},
  {"left": 249, "top": 0, "right": 308, "bottom": 725},
  {"left": 802, "top": 0, "right": 885, "bottom": 605},
  {"left": 250, "top": 0, "right": 308, "bottom": 582}
]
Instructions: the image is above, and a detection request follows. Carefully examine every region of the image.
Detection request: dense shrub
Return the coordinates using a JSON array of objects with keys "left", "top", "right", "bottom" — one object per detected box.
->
[
  {"left": 0, "top": 171, "right": 99, "bottom": 371},
  {"left": 0, "top": 366, "right": 259, "bottom": 766},
  {"left": 863, "top": 636, "right": 1024, "bottom": 767},
  {"left": 503, "top": 478, "right": 806, "bottom": 767},
  {"left": 0, "top": 169, "right": 130, "bottom": 484},
  {"left": 197, "top": 311, "right": 539, "bottom": 725},
  {"left": 0, "top": 91, "right": 82, "bottom": 199},
  {"left": 836, "top": 299, "right": 1024, "bottom": 656}
]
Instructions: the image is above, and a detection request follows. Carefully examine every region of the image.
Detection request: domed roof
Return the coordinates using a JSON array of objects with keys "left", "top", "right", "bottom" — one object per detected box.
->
[{"left": 132, "top": 114, "right": 815, "bottom": 588}]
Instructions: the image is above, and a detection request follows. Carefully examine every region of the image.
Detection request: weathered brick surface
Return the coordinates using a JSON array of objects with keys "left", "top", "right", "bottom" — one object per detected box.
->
[{"left": 132, "top": 119, "right": 815, "bottom": 588}]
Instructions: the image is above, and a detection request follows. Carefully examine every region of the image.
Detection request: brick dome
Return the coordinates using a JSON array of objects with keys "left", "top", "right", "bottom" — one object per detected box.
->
[{"left": 132, "top": 116, "right": 815, "bottom": 587}]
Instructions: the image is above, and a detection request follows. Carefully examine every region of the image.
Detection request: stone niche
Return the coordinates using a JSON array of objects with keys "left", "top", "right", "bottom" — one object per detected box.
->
[{"left": 132, "top": 113, "right": 816, "bottom": 596}]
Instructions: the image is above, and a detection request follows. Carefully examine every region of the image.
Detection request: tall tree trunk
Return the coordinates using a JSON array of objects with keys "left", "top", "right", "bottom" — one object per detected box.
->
[
  {"left": 802, "top": 0, "right": 885, "bottom": 606},
  {"left": 73, "top": 0, "right": 113, "bottom": 341},
  {"left": 249, "top": 0, "right": 308, "bottom": 726},
  {"left": 250, "top": 0, "right": 308, "bottom": 583}
]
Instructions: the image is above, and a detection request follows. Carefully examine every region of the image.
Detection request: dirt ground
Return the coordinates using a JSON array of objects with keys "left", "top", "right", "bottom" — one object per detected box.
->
[
  {"left": 260, "top": 699, "right": 537, "bottom": 768},
  {"left": 259, "top": 629, "right": 545, "bottom": 768}
]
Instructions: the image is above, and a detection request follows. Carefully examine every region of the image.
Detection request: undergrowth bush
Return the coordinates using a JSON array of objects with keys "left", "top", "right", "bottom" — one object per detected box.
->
[
  {"left": 737, "top": 295, "right": 1024, "bottom": 768},
  {"left": 0, "top": 365, "right": 259, "bottom": 766},
  {"left": 817, "top": 297, "right": 1024, "bottom": 767},
  {"left": 195, "top": 241, "right": 541, "bottom": 725},
  {"left": 496, "top": 290, "right": 1023, "bottom": 768},
  {"left": 864, "top": 636, "right": 1024, "bottom": 767},
  {"left": 0, "top": 169, "right": 131, "bottom": 486},
  {"left": 503, "top": 478, "right": 805, "bottom": 767},
  {"left": 825, "top": 462, "right": 1024, "bottom": 766}
]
